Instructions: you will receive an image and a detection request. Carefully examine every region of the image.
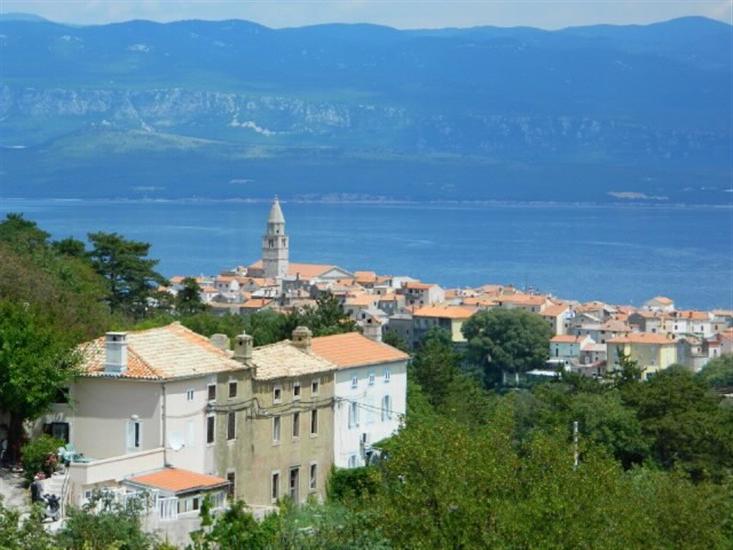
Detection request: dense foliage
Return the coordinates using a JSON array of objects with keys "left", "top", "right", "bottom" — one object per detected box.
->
[
  {"left": 462, "top": 308, "right": 552, "bottom": 386},
  {"left": 19, "top": 435, "right": 63, "bottom": 483}
]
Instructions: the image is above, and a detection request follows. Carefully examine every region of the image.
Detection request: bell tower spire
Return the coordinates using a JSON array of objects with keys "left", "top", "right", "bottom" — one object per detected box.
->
[{"left": 262, "top": 196, "right": 289, "bottom": 279}]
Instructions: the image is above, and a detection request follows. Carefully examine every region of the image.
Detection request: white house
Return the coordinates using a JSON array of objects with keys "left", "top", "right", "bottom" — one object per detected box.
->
[{"left": 310, "top": 332, "right": 409, "bottom": 468}]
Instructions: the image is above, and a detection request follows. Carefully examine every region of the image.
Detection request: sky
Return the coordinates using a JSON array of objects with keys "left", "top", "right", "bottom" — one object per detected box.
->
[{"left": 0, "top": 0, "right": 731, "bottom": 29}]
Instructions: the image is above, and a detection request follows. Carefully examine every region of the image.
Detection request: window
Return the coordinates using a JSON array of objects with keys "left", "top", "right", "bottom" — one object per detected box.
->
[
  {"left": 368, "top": 372, "right": 375, "bottom": 385},
  {"left": 351, "top": 376, "right": 358, "bottom": 389},
  {"left": 309, "top": 463, "right": 317, "bottom": 491},
  {"left": 348, "top": 401, "right": 359, "bottom": 429},
  {"left": 273, "top": 386, "right": 282, "bottom": 403},
  {"left": 289, "top": 467, "right": 299, "bottom": 501},
  {"left": 207, "top": 384, "right": 216, "bottom": 401},
  {"left": 54, "top": 387, "right": 70, "bottom": 404},
  {"left": 348, "top": 454, "right": 357, "bottom": 468},
  {"left": 381, "top": 395, "right": 392, "bottom": 422},
  {"left": 383, "top": 368, "right": 391, "bottom": 382},
  {"left": 310, "top": 410, "right": 318, "bottom": 435},
  {"left": 311, "top": 380, "right": 319, "bottom": 395},
  {"left": 228, "top": 381, "right": 237, "bottom": 399},
  {"left": 226, "top": 472, "right": 235, "bottom": 499},
  {"left": 293, "top": 383, "right": 301, "bottom": 399},
  {"left": 186, "top": 389, "right": 195, "bottom": 401},
  {"left": 273, "top": 416, "right": 281, "bottom": 443},
  {"left": 127, "top": 420, "right": 142, "bottom": 451},
  {"left": 206, "top": 415, "right": 215, "bottom": 444},
  {"left": 271, "top": 472, "right": 280, "bottom": 502},
  {"left": 292, "top": 412, "right": 300, "bottom": 438},
  {"left": 227, "top": 412, "right": 236, "bottom": 440}
]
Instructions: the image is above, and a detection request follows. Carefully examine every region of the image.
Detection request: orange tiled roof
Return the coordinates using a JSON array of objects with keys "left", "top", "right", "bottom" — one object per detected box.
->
[
  {"left": 551, "top": 335, "right": 586, "bottom": 344},
  {"left": 127, "top": 468, "right": 228, "bottom": 494},
  {"left": 673, "top": 310, "right": 710, "bottom": 321},
  {"left": 79, "top": 323, "right": 244, "bottom": 380},
  {"left": 248, "top": 260, "right": 337, "bottom": 280},
  {"left": 413, "top": 305, "right": 477, "bottom": 319},
  {"left": 499, "top": 294, "right": 548, "bottom": 306},
  {"left": 354, "top": 271, "right": 377, "bottom": 283},
  {"left": 311, "top": 332, "right": 409, "bottom": 368},
  {"left": 242, "top": 298, "right": 272, "bottom": 309},
  {"left": 345, "top": 294, "right": 378, "bottom": 307},
  {"left": 541, "top": 303, "right": 569, "bottom": 317},
  {"left": 608, "top": 333, "right": 675, "bottom": 345},
  {"left": 403, "top": 281, "right": 434, "bottom": 290},
  {"left": 463, "top": 296, "right": 498, "bottom": 307}
]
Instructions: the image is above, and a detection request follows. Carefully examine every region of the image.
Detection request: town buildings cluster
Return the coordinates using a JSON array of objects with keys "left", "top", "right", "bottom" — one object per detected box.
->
[{"left": 33, "top": 198, "right": 732, "bottom": 543}]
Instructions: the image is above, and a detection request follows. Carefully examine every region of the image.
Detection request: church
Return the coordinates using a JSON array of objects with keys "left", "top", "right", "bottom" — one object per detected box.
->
[{"left": 246, "top": 197, "right": 354, "bottom": 284}]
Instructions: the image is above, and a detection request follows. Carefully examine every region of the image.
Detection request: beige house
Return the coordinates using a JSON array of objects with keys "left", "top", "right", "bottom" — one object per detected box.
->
[
  {"left": 212, "top": 327, "right": 335, "bottom": 510},
  {"left": 412, "top": 305, "right": 478, "bottom": 347},
  {"left": 45, "top": 322, "right": 339, "bottom": 528},
  {"left": 606, "top": 332, "right": 678, "bottom": 379}
]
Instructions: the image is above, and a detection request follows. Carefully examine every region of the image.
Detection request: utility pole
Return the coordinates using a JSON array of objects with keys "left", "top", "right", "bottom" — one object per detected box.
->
[{"left": 573, "top": 420, "right": 579, "bottom": 470}]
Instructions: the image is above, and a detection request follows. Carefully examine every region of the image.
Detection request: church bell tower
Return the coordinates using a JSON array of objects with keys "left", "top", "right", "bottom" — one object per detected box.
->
[{"left": 262, "top": 196, "right": 289, "bottom": 279}]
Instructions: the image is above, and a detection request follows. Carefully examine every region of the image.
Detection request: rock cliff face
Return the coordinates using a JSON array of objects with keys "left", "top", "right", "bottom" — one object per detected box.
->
[{"left": 0, "top": 17, "right": 730, "bottom": 201}]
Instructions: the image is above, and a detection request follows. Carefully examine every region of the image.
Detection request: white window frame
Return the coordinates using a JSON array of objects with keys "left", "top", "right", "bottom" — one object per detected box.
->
[
  {"left": 206, "top": 414, "right": 215, "bottom": 445},
  {"left": 207, "top": 383, "right": 217, "bottom": 402},
  {"left": 127, "top": 419, "right": 142, "bottom": 452},
  {"left": 383, "top": 368, "right": 391, "bottom": 383},
  {"left": 311, "top": 379, "right": 319, "bottom": 395},
  {"left": 273, "top": 385, "right": 282, "bottom": 404},
  {"left": 273, "top": 416, "right": 281, "bottom": 444},
  {"left": 186, "top": 388, "right": 195, "bottom": 401},
  {"left": 351, "top": 376, "right": 358, "bottom": 389},
  {"left": 368, "top": 372, "right": 375, "bottom": 385},
  {"left": 293, "top": 382, "right": 301, "bottom": 400},
  {"left": 271, "top": 470, "right": 280, "bottom": 503},
  {"left": 309, "top": 462, "right": 317, "bottom": 491},
  {"left": 349, "top": 401, "right": 359, "bottom": 429},
  {"left": 228, "top": 380, "right": 237, "bottom": 399},
  {"left": 381, "top": 395, "right": 391, "bottom": 422}
]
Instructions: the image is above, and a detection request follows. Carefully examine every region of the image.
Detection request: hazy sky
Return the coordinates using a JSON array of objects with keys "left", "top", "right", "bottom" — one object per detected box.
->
[{"left": 1, "top": 0, "right": 731, "bottom": 29}]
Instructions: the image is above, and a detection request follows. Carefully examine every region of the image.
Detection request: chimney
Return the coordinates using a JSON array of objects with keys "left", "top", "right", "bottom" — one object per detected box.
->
[
  {"left": 104, "top": 332, "right": 128, "bottom": 374},
  {"left": 291, "top": 326, "right": 312, "bottom": 352},
  {"left": 210, "top": 333, "right": 231, "bottom": 352},
  {"left": 233, "top": 332, "right": 253, "bottom": 363}
]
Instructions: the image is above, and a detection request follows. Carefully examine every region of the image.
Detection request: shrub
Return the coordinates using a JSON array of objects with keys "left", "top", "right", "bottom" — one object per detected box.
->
[
  {"left": 327, "top": 466, "right": 380, "bottom": 502},
  {"left": 21, "top": 434, "right": 62, "bottom": 483}
]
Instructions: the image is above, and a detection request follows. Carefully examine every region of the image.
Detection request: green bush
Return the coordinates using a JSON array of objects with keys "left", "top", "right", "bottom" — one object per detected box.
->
[
  {"left": 21, "top": 434, "right": 62, "bottom": 483},
  {"left": 327, "top": 466, "right": 380, "bottom": 502}
]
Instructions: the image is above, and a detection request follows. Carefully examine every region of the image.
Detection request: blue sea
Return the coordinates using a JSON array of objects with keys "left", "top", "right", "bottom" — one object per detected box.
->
[{"left": 1, "top": 199, "right": 731, "bottom": 310}]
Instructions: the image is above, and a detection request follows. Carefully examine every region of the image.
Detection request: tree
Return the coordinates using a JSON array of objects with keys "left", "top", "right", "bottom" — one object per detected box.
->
[
  {"left": 51, "top": 237, "right": 87, "bottom": 258},
  {"left": 0, "top": 496, "right": 56, "bottom": 550},
  {"left": 462, "top": 308, "right": 551, "bottom": 387},
  {"left": 88, "top": 232, "right": 167, "bottom": 318},
  {"left": 622, "top": 366, "right": 733, "bottom": 481},
  {"left": 383, "top": 329, "right": 409, "bottom": 352},
  {"left": 0, "top": 213, "right": 50, "bottom": 254},
  {"left": 57, "top": 491, "right": 160, "bottom": 550},
  {"left": 696, "top": 354, "right": 733, "bottom": 389},
  {"left": 0, "top": 301, "right": 77, "bottom": 463},
  {"left": 176, "top": 277, "right": 207, "bottom": 316},
  {"left": 410, "top": 328, "right": 460, "bottom": 407},
  {"left": 291, "top": 292, "right": 357, "bottom": 336}
]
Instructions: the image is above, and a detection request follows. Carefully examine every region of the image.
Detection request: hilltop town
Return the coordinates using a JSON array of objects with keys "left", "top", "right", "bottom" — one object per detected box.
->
[{"left": 166, "top": 198, "right": 733, "bottom": 380}]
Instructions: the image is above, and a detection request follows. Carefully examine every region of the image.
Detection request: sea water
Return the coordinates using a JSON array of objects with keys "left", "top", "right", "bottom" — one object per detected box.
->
[{"left": 1, "top": 199, "right": 731, "bottom": 310}]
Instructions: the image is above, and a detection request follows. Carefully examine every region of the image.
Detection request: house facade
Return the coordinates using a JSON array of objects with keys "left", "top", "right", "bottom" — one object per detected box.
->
[
  {"left": 606, "top": 333, "right": 677, "bottom": 379},
  {"left": 311, "top": 333, "right": 409, "bottom": 469}
]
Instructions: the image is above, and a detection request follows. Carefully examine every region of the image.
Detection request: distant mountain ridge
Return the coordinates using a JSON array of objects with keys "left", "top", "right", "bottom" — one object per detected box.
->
[{"left": 0, "top": 16, "right": 730, "bottom": 203}]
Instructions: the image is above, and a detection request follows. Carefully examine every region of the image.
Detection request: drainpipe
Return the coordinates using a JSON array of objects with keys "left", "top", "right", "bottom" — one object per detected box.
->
[{"left": 161, "top": 382, "right": 168, "bottom": 466}]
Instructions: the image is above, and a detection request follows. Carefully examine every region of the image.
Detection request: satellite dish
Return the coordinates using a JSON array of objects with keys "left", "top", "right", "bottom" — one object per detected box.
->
[{"left": 168, "top": 432, "right": 184, "bottom": 451}]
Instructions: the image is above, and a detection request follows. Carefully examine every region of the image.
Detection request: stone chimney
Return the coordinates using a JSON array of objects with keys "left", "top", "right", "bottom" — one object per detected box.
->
[
  {"left": 209, "top": 333, "right": 230, "bottom": 352},
  {"left": 291, "top": 326, "right": 312, "bottom": 352},
  {"left": 104, "top": 332, "right": 128, "bottom": 374},
  {"left": 233, "top": 332, "right": 253, "bottom": 363}
]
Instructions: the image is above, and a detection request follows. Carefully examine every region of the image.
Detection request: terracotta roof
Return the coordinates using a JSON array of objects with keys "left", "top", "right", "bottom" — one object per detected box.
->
[
  {"left": 345, "top": 294, "right": 378, "bottom": 307},
  {"left": 248, "top": 260, "right": 337, "bottom": 280},
  {"left": 499, "top": 294, "right": 548, "bottom": 306},
  {"left": 541, "top": 304, "right": 569, "bottom": 317},
  {"left": 251, "top": 341, "right": 336, "bottom": 380},
  {"left": 673, "top": 310, "right": 710, "bottom": 321},
  {"left": 79, "top": 323, "right": 244, "bottom": 380},
  {"left": 551, "top": 335, "right": 586, "bottom": 344},
  {"left": 608, "top": 333, "right": 675, "bottom": 345},
  {"left": 127, "top": 468, "right": 228, "bottom": 494},
  {"left": 403, "top": 281, "right": 434, "bottom": 290},
  {"left": 354, "top": 271, "right": 377, "bottom": 283},
  {"left": 648, "top": 296, "right": 674, "bottom": 305},
  {"left": 311, "top": 332, "right": 409, "bottom": 369},
  {"left": 413, "top": 305, "right": 478, "bottom": 319},
  {"left": 242, "top": 298, "right": 272, "bottom": 309},
  {"left": 169, "top": 276, "right": 186, "bottom": 284},
  {"left": 462, "top": 296, "right": 498, "bottom": 307}
]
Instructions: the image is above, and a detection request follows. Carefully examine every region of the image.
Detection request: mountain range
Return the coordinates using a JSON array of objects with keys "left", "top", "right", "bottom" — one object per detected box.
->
[{"left": 0, "top": 15, "right": 730, "bottom": 203}]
